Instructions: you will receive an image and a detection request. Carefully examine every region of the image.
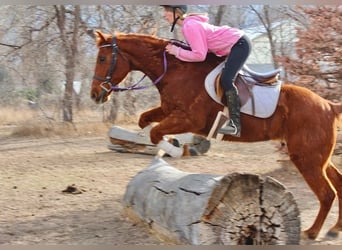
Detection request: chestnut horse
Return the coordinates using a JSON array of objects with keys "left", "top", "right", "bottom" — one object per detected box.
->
[{"left": 90, "top": 31, "right": 342, "bottom": 240}]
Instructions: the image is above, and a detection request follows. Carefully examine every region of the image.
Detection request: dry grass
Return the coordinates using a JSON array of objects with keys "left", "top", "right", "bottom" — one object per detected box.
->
[
  {"left": 1, "top": 106, "right": 340, "bottom": 140},
  {"left": 10, "top": 120, "right": 111, "bottom": 138},
  {"left": 0, "top": 107, "right": 139, "bottom": 138},
  {"left": 0, "top": 107, "right": 38, "bottom": 126}
]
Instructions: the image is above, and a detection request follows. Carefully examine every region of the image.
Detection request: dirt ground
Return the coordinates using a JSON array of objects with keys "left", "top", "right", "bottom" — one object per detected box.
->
[{"left": 0, "top": 123, "right": 341, "bottom": 245}]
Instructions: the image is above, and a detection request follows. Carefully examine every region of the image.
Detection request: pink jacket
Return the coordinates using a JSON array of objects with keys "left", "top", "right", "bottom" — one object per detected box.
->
[{"left": 174, "top": 15, "right": 244, "bottom": 62}]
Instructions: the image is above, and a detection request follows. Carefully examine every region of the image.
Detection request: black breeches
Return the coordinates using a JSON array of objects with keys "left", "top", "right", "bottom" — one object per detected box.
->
[{"left": 220, "top": 35, "right": 252, "bottom": 92}]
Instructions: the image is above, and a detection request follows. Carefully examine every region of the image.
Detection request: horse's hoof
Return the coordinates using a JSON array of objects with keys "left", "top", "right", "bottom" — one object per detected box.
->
[
  {"left": 169, "top": 138, "right": 180, "bottom": 147},
  {"left": 326, "top": 230, "right": 339, "bottom": 238},
  {"left": 189, "top": 147, "right": 200, "bottom": 156},
  {"left": 192, "top": 136, "right": 211, "bottom": 154}
]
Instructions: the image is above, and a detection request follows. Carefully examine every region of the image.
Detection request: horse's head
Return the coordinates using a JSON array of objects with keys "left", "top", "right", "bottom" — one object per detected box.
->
[{"left": 90, "top": 31, "right": 131, "bottom": 104}]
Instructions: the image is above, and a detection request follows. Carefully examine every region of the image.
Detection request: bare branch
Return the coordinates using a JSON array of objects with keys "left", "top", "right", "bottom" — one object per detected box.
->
[{"left": 0, "top": 42, "right": 21, "bottom": 49}]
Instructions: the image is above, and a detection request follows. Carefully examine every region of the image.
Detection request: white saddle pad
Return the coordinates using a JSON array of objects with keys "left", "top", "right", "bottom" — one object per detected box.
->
[{"left": 205, "top": 62, "right": 282, "bottom": 118}]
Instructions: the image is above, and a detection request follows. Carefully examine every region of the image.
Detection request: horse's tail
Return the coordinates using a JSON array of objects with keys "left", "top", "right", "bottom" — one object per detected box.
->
[{"left": 331, "top": 102, "right": 342, "bottom": 129}]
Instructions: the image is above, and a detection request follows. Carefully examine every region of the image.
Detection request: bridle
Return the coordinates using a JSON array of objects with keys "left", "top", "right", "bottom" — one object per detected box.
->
[
  {"left": 92, "top": 34, "right": 168, "bottom": 93},
  {"left": 92, "top": 35, "right": 119, "bottom": 93}
]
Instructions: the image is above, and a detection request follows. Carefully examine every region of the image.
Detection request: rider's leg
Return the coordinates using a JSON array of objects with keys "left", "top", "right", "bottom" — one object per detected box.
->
[{"left": 218, "top": 35, "right": 252, "bottom": 137}]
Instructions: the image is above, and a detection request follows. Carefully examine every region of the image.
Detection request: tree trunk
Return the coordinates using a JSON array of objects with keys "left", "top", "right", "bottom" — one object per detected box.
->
[
  {"left": 63, "top": 79, "right": 73, "bottom": 122},
  {"left": 123, "top": 158, "right": 300, "bottom": 245},
  {"left": 103, "top": 97, "right": 119, "bottom": 123},
  {"left": 55, "top": 5, "right": 80, "bottom": 122},
  {"left": 214, "top": 5, "right": 227, "bottom": 26}
]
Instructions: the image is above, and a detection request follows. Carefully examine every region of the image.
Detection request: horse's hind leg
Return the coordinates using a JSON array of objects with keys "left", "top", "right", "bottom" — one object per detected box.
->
[
  {"left": 325, "top": 161, "right": 342, "bottom": 238},
  {"left": 293, "top": 160, "right": 336, "bottom": 239},
  {"left": 287, "top": 140, "right": 336, "bottom": 239}
]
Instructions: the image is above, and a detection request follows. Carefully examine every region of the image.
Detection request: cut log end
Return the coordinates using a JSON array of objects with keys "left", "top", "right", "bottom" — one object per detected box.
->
[{"left": 201, "top": 174, "right": 300, "bottom": 245}]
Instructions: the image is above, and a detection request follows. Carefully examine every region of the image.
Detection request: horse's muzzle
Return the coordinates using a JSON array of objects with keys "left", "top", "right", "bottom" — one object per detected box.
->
[{"left": 91, "top": 88, "right": 109, "bottom": 104}]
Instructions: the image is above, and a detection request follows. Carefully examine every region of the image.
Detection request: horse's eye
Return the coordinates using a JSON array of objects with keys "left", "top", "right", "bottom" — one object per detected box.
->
[{"left": 99, "top": 56, "right": 106, "bottom": 63}]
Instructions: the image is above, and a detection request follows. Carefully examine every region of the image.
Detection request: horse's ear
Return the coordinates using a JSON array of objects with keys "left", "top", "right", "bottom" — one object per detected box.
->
[
  {"left": 94, "top": 30, "right": 104, "bottom": 45},
  {"left": 94, "top": 30, "right": 109, "bottom": 46}
]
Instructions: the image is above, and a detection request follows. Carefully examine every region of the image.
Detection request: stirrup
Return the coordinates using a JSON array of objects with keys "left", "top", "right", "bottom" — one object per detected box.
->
[{"left": 218, "top": 121, "right": 241, "bottom": 137}]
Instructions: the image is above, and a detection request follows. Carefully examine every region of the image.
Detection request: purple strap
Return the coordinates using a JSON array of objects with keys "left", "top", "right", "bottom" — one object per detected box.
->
[{"left": 110, "top": 50, "right": 168, "bottom": 92}]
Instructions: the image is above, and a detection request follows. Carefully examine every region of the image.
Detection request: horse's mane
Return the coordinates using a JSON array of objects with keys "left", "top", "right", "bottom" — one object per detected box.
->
[
  {"left": 115, "top": 32, "right": 224, "bottom": 66},
  {"left": 116, "top": 32, "right": 168, "bottom": 50}
]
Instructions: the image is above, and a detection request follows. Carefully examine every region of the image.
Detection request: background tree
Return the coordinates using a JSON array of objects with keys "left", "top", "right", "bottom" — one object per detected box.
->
[
  {"left": 276, "top": 6, "right": 342, "bottom": 101},
  {"left": 0, "top": 6, "right": 58, "bottom": 106},
  {"left": 54, "top": 5, "right": 81, "bottom": 122},
  {"left": 246, "top": 5, "right": 306, "bottom": 70}
]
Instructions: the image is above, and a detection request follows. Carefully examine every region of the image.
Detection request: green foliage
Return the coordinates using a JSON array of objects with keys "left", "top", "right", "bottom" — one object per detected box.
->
[{"left": 18, "top": 88, "right": 40, "bottom": 102}]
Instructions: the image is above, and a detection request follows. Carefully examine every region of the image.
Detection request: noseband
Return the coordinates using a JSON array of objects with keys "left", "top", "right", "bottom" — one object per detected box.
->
[{"left": 92, "top": 34, "right": 168, "bottom": 93}]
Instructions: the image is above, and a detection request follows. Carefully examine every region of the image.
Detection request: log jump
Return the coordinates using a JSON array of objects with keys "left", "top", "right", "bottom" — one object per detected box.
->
[
  {"left": 123, "top": 158, "right": 300, "bottom": 245},
  {"left": 108, "top": 125, "right": 211, "bottom": 156}
]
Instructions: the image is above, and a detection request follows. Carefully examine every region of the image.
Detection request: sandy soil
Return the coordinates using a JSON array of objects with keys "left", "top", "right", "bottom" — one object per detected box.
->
[{"left": 0, "top": 124, "right": 341, "bottom": 245}]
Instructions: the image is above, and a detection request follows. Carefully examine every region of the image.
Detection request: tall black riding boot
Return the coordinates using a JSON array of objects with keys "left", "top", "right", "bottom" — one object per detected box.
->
[{"left": 218, "top": 88, "right": 241, "bottom": 137}]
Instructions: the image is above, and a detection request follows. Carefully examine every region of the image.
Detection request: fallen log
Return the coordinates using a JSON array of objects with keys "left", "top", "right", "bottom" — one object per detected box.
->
[
  {"left": 108, "top": 125, "right": 211, "bottom": 156},
  {"left": 123, "top": 158, "right": 300, "bottom": 245}
]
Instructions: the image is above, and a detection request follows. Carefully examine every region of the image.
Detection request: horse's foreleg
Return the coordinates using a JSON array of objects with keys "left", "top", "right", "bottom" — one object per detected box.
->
[
  {"left": 325, "top": 161, "right": 342, "bottom": 238},
  {"left": 138, "top": 106, "right": 165, "bottom": 129},
  {"left": 149, "top": 113, "right": 198, "bottom": 158}
]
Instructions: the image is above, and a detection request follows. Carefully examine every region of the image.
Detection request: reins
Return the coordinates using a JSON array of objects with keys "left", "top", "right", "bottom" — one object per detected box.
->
[
  {"left": 93, "top": 35, "right": 168, "bottom": 93},
  {"left": 111, "top": 50, "right": 168, "bottom": 92}
]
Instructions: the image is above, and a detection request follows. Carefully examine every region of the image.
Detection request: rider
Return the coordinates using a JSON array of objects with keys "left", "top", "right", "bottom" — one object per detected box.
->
[{"left": 161, "top": 5, "right": 252, "bottom": 137}]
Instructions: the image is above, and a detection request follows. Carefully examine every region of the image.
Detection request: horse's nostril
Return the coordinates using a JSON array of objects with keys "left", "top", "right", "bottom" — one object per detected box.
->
[{"left": 91, "top": 92, "right": 97, "bottom": 100}]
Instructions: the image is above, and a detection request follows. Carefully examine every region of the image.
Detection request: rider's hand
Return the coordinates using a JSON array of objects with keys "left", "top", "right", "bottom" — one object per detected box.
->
[{"left": 165, "top": 44, "right": 179, "bottom": 57}]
